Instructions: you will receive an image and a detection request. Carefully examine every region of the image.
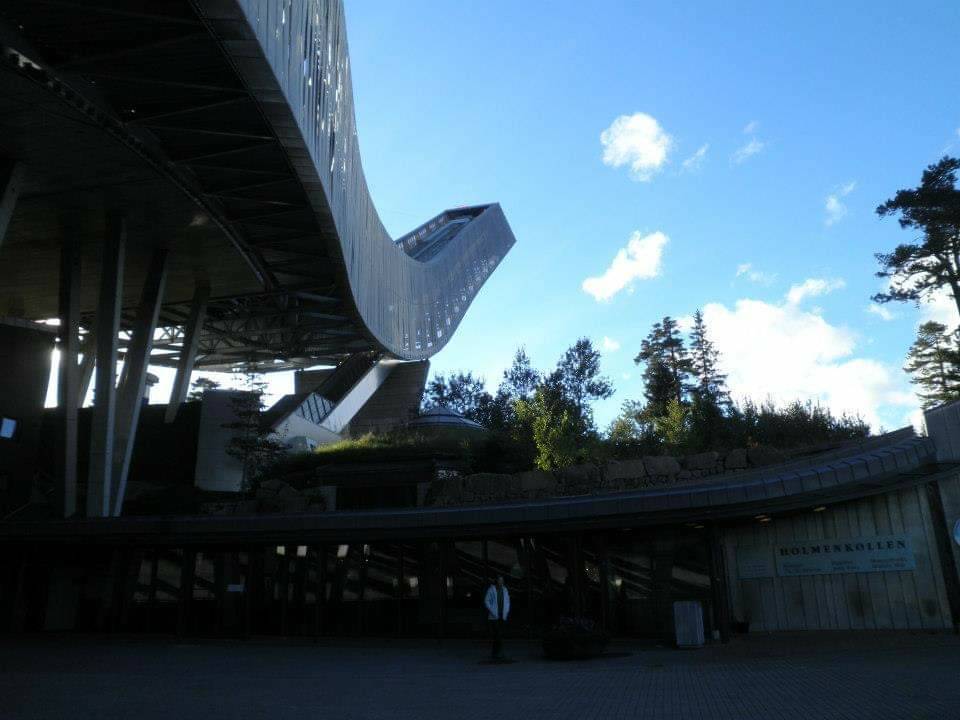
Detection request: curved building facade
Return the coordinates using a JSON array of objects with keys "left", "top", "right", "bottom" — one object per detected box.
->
[{"left": 0, "top": 0, "right": 515, "bottom": 519}]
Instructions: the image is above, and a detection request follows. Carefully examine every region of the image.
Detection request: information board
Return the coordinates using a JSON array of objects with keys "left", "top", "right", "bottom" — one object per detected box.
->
[
  {"left": 774, "top": 535, "right": 915, "bottom": 577},
  {"left": 737, "top": 535, "right": 916, "bottom": 578}
]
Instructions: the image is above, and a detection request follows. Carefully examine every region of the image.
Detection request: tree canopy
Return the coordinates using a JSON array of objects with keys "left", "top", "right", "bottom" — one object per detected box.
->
[{"left": 874, "top": 156, "right": 960, "bottom": 318}]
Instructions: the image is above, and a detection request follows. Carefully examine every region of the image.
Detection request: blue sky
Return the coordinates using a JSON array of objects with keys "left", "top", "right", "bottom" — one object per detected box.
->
[
  {"left": 335, "top": 0, "right": 960, "bottom": 432},
  {"left": 52, "top": 2, "right": 959, "bottom": 433}
]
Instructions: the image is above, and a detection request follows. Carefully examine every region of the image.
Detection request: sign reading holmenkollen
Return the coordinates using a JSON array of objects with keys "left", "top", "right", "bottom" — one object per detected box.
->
[{"left": 774, "top": 535, "right": 915, "bottom": 577}]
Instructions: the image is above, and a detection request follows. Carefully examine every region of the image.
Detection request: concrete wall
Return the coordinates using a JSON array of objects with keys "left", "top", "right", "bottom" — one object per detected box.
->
[
  {"left": 722, "top": 485, "right": 954, "bottom": 631},
  {"left": 274, "top": 413, "right": 340, "bottom": 451},
  {"left": 923, "top": 401, "right": 960, "bottom": 593},
  {"left": 194, "top": 390, "right": 249, "bottom": 493},
  {"left": 0, "top": 322, "right": 54, "bottom": 514}
]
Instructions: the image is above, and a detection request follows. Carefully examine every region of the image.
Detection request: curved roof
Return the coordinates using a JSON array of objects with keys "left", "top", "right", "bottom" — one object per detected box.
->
[
  {"left": 2, "top": 430, "right": 949, "bottom": 543},
  {"left": 408, "top": 407, "right": 487, "bottom": 432},
  {"left": 0, "top": 0, "right": 515, "bottom": 369}
]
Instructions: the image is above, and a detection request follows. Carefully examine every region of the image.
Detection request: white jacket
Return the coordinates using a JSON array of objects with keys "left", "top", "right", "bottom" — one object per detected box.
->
[{"left": 484, "top": 584, "right": 510, "bottom": 621}]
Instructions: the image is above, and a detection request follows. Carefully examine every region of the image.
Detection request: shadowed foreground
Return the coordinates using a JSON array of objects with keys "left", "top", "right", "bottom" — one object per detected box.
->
[{"left": 2, "top": 632, "right": 958, "bottom": 719}]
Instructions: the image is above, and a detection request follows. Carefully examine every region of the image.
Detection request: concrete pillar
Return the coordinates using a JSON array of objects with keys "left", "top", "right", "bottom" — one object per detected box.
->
[
  {"left": 111, "top": 248, "right": 169, "bottom": 516},
  {"left": 0, "top": 160, "right": 24, "bottom": 247},
  {"left": 87, "top": 212, "right": 125, "bottom": 518},
  {"left": 165, "top": 283, "right": 209, "bottom": 424},
  {"left": 55, "top": 226, "right": 81, "bottom": 518}
]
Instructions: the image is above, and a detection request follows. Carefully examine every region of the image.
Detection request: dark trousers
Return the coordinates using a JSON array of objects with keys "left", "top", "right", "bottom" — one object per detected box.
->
[{"left": 489, "top": 619, "right": 504, "bottom": 658}]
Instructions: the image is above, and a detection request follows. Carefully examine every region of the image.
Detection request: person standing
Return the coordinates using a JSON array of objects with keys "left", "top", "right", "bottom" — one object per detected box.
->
[{"left": 484, "top": 575, "right": 510, "bottom": 660}]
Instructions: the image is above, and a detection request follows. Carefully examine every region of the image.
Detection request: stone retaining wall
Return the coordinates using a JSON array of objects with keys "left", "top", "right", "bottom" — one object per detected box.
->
[{"left": 425, "top": 446, "right": 789, "bottom": 507}]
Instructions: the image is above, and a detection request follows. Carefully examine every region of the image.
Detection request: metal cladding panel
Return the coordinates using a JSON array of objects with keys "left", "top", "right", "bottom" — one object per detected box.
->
[{"left": 217, "top": 0, "right": 516, "bottom": 360}]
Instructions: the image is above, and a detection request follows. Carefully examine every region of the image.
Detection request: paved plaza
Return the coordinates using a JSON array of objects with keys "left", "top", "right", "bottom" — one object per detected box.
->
[{"left": 2, "top": 632, "right": 959, "bottom": 719}]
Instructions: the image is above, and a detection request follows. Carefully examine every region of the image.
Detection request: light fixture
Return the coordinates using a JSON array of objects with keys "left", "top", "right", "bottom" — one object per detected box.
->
[
  {"left": 812, "top": 506, "right": 827, "bottom": 513},
  {"left": 613, "top": 577, "right": 623, "bottom": 589},
  {"left": 408, "top": 576, "right": 419, "bottom": 589},
  {"left": 336, "top": 544, "right": 349, "bottom": 559},
  {"left": 275, "top": 545, "right": 286, "bottom": 556},
  {"left": 759, "top": 517, "right": 772, "bottom": 523},
  {"left": 296, "top": 545, "right": 307, "bottom": 558}
]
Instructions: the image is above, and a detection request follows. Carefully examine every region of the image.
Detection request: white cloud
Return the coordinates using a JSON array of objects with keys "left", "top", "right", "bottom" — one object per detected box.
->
[
  {"left": 825, "top": 181, "right": 857, "bottom": 226},
  {"left": 785, "top": 277, "right": 845, "bottom": 305},
  {"left": 732, "top": 138, "right": 765, "bottom": 164},
  {"left": 582, "top": 230, "right": 668, "bottom": 302},
  {"left": 743, "top": 120, "right": 760, "bottom": 135},
  {"left": 600, "top": 113, "right": 673, "bottom": 181},
  {"left": 735, "top": 262, "right": 777, "bottom": 285},
  {"left": 867, "top": 303, "right": 895, "bottom": 321},
  {"left": 621, "top": 372, "right": 632, "bottom": 380},
  {"left": 601, "top": 336, "right": 621, "bottom": 352},
  {"left": 702, "top": 296, "right": 916, "bottom": 431},
  {"left": 681, "top": 143, "right": 709, "bottom": 172}
]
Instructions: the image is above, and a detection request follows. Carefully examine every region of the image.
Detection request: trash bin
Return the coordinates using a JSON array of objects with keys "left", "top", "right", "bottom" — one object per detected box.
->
[{"left": 673, "top": 600, "right": 705, "bottom": 648}]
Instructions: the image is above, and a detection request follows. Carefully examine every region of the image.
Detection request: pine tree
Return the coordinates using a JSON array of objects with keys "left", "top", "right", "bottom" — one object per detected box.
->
[
  {"left": 555, "top": 338, "right": 614, "bottom": 426},
  {"left": 904, "top": 321, "right": 960, "bottom": 409},
  {"left": 499, "top": 347, "right": 540, "bottom": 402},
  {"left": 634, "top": 316, "right": 693, "bottom": 414},
  {"left": 421, "top": 371, "right": 493, "bottom": 421},
  {"left": 874, "top": 157, "right": 960, "bottom": 320},
  {"left": 689, "top": 309, "right": 730, "bottom": 407}
]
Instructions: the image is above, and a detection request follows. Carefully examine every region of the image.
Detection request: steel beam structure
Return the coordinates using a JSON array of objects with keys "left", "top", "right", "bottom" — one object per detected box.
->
[
  {"left": 165, "top": 283, "right": 209, "bottom": 423},
  {"left": 0, "top": 160, "right": 23, "bottom": 247},
  {"left": 0, "top": 1, "right": 514, "bottom": 371},
  {"left": 112, "top": 249, "right": 170, "bottom": 516},
  {"left": 87, "top": 213, "right": 125, "bottom": 518},
  {"left": 77, "top": 330, "right": 96, "bottom": 407}
]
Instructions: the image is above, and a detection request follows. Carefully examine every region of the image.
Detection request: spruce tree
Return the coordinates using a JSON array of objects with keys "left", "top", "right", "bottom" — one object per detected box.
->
[
  {"left": 689, "top": 309, "right": 730, "bottom": 407},
  {"left": 634, "top": 316, "right": 693, "bottom": 414},
  {"left": 904, "top": 321, "right": 960, "bottom": 409}
]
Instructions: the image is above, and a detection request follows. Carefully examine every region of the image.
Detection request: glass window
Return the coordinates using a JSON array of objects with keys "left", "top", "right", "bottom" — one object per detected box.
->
[{"left": 0, "top": 417, "right": 17, "bottom": 439}]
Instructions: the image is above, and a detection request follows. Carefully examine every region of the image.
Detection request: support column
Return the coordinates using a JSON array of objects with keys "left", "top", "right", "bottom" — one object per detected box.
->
[
  {"left": 395, "top": 544, "right": 403, "bottom": 637},
  {"left": 215, "top": 552, "right": 226, "bottom": 637},
  {"left": 56, "top": 226, "right": 81, "bottom": 518},
  {"left": 165, "top": 283, "right": 209, "bottom": 423},
  {"left": 77, "top": 330, "right": 96, "bottom": 406},
  {"left": 279, "top": 546, "right": 289, "bottom": 636},
  {"left": 570, "top": 536, "right": 583, "bottom": 621},
  {"left": 0, "top": 160, "right": 24, "bottom": 246},
  {"left": 315, "top": 544, "right": 326, "bottom": 638},
  {"left": 146, "top": 550, "right": 159, "bottom": 633},
  {"left": 178, "top": 549, "right": 196, "bottom": 637},
  {"left": 87, "top": 213, "right": 125, "bottom": 518},
  {"left": 111, "top": 248, "right": 169, "bottom": 516},
  {"left": 707, "top": 523, "right": 732, "bottom": 643}
]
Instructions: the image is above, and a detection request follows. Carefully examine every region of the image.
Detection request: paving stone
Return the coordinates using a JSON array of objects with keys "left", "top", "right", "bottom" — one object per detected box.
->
[{"left": 2, "top": 633, "right": 959, "bottom": 720}]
